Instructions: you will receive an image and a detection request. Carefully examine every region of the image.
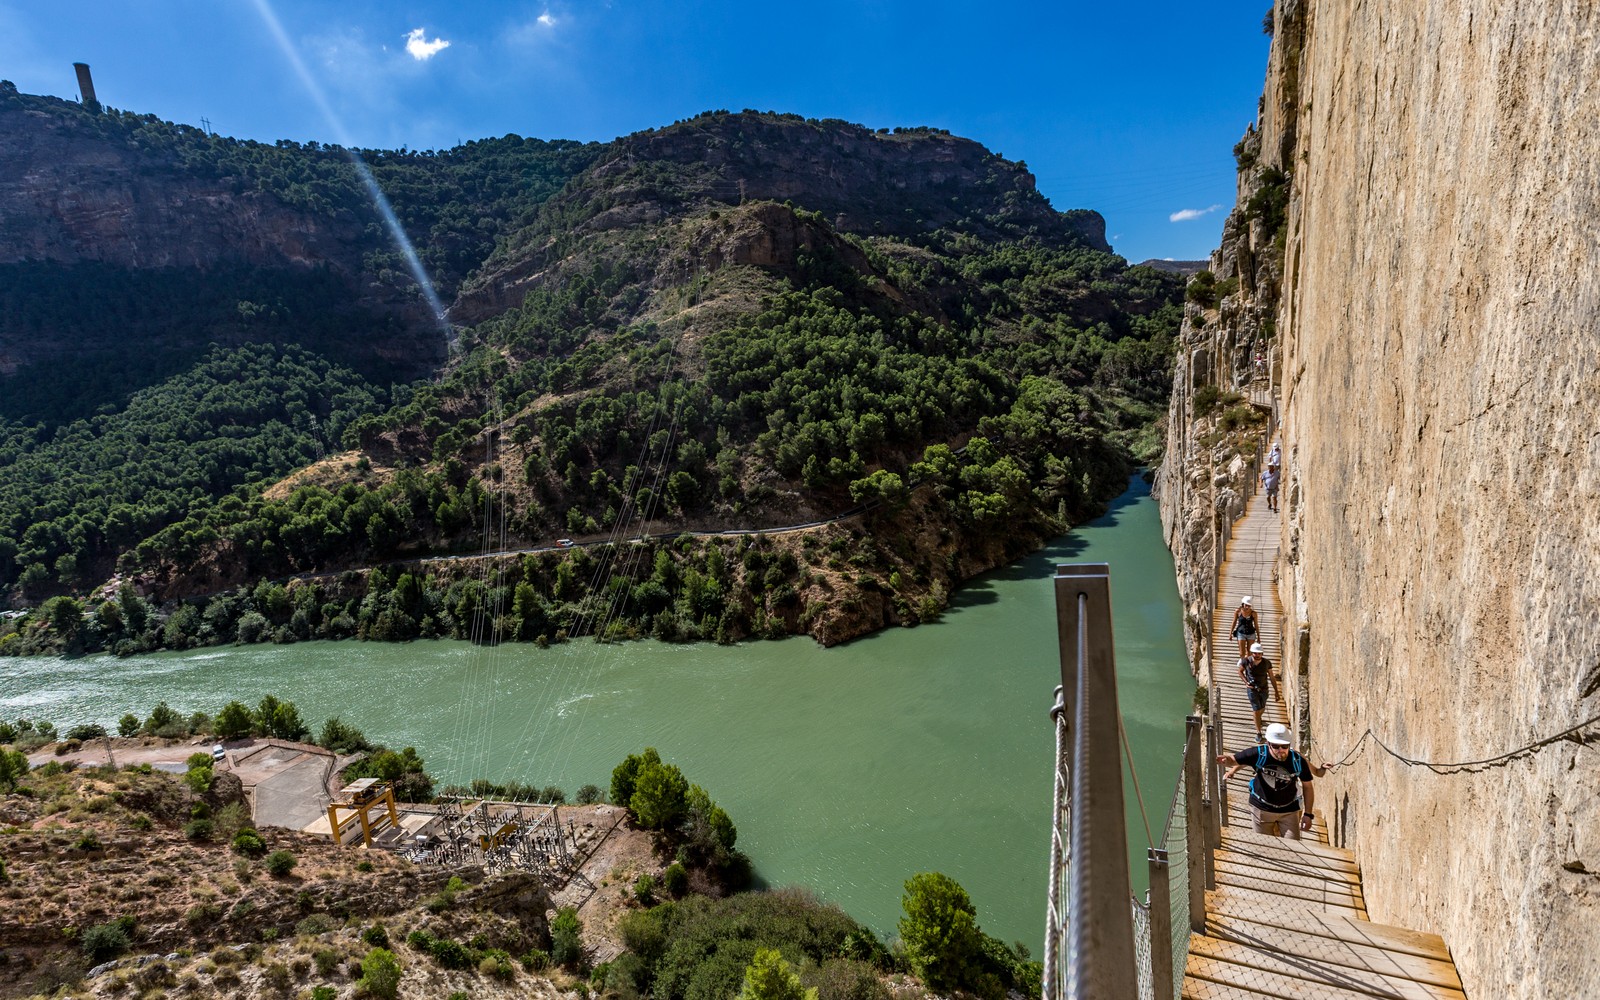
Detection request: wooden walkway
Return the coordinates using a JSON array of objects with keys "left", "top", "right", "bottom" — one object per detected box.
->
[{"left": 1183, "top": 489, "right": 1466, "bottom": 1000}]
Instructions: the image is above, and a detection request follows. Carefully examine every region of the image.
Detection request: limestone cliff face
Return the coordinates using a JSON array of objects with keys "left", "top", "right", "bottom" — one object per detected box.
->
[
  {"left": 1164, "top": 2, "right": 1600, "bottom": 995},
  {"left": 0, "top": 102, "right": 370, "bottom": 271}
]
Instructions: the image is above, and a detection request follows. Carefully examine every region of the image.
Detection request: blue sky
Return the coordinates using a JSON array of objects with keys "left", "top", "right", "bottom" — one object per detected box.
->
[{"left": 1, "top": 1, "right": 1270, "bottom": 263}]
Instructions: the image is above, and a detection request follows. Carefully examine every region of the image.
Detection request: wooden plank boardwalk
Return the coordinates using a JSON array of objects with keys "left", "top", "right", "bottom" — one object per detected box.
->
[{"left": 1183, "top": 489, "right": 1466, "bottom": 1000}]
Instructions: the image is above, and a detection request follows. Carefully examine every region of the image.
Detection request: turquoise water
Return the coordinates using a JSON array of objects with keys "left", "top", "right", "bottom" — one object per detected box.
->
[{"left": 0, "top": 474, "right": 1191, "bottom": 950}]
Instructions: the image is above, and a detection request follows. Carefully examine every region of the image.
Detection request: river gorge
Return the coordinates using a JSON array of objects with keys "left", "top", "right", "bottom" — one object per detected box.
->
[{"left": 0, "top": 475, "right": 1192, "bottom": 951}]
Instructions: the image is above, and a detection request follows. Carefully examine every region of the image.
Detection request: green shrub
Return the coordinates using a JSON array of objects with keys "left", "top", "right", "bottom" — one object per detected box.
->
[
  {"left": 736, "top": 947, "right": 815, "bottom": 1000},
  {"left": 75, "top": 831, "right": 103, "bottom": 851},
  {"left": 184, "top": 818, "right": 214, "bottom": 841},
  {"left": 296, "top": 913, "right": 337, "bottom": 936},
  {"left": 1186, "top": 270, "right": 1217, "bottom": 309},
  {"left": 550, "top": 906, "right": 583, "bottom": 968},
  {"left": 313, "top": 948, "right": 341, "bottom": 976},
  {"left": 265, "top": 849, "right": 297, "bottom": 877},
  {"left": 232, "top": 828, "right": 267, "bottom": 855},
  {"left": 362, "top": 923, "right": 390, "bottom": 948},
  {"left": 359, "top": 948, "right": 402, "bottom": 1000},
  {"left": 356, "top": 860, "right": 375, "bottom": 873},
  {"left": 1191, "top": 384, "right": 1222, "bottom": 418},
  {"left": 661, "top": 862, "right": 688, "bottom": 897},
  {"left": 521, "top": 948, "right": 551, "bottom": 971},
  {"left": 406, "top": 930, "right": 436, "bottom": 951},
  {"left": 576, "top": 783, "right": 604, "bottom": 804},
  {"left": 634, "top": 873, "right": 656, "bottom": 905},
  {"left": 1217, "top": 404, "right": 1265, "bottom": 433},
  {"left": 809, "top": 958, "right": 892, "bottom": 1000},
  {"left": 429, "top": 935, "right": 473, "bottom": 970},
  {"left": 481, "top": 948, "right": 517, "bottom": 981},
  {"left": 311, "top": 988, "right": 337, "bottom": 1000},
  {"left": 82, "top": 919, "right": 132, "bottom": 962}
]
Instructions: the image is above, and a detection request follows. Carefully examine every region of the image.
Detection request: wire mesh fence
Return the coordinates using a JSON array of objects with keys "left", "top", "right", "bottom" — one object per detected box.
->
[
  {"left": 1131, "top": 895, "right": 1153, "bottom": 1000},
  {"left": 1158, "top": 761, "right": 1192, "bottom": 1000},
  {"left": 1047, "top": 706, "right": 1209, "bottom": 1000}
]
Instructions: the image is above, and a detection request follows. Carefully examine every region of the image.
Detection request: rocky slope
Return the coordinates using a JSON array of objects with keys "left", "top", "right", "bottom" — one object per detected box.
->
[
  {"left": 454, "top": 110, "right": 1109, "bottom": 324},
  {"left": 1160, "top": 2, "right": 1600, "bottom": 995}
]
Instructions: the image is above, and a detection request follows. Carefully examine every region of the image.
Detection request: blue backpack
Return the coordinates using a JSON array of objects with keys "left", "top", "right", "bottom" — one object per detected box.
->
[{"left": 1249, "top": 745, "right": 1305, "bottom": 805}]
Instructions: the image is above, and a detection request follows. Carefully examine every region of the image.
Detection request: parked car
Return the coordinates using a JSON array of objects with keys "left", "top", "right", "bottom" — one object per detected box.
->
[
  {"left": 555, "top": 538, "right": 575, "bottom": 548},
  {"left": 211, "top": 744, "right": 226, "bottom": 762}
]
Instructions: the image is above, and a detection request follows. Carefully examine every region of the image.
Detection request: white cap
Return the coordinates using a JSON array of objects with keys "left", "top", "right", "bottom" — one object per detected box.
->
[
  {"left": 1249, "top": 642, "right": 1264, "bottom": 654},
  {"left": 1240, "top": 596, "right": 1252, "bottom": 606},
  {"left": 1264, "top": 723, "right": 1292, "bottom": 746}
]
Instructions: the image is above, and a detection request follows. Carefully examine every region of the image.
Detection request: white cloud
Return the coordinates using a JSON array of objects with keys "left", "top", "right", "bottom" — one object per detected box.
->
[
  {"left": 404, "top": 27, "right": 451, "bottom": 61},
  {"left": 1169, "top": 204, "right": 1223, "bottom": 223},
  {"left": 507, "top": 8, "right": 563, "bottom": 46}
]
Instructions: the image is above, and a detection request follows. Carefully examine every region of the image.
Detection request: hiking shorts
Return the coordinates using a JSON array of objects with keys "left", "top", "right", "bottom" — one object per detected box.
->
[
  {"left": 1250, "top": 803, "right": 1302, "bottom": 839},
  {"left": 1247, "top": 685, "right": 1268, "bottom": 712}
]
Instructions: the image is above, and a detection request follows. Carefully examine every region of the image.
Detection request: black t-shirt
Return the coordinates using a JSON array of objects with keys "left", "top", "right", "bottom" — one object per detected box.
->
[
  {"left": 1234, "top": 745, "right": 1312, "bottom": 811},
  {"left": 1239, "top": 655, "right": 1273, "bottom": 690}
]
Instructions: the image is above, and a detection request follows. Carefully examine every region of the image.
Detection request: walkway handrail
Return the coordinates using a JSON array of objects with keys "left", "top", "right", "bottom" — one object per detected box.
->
[{"left": 1044, "top": 564, "right": 1138, "bottom": 1000}]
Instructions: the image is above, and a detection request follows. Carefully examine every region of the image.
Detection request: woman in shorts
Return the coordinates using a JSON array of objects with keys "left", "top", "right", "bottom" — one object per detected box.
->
[{"left": 1230, "top": 596, "right": 1258, "bottom": 657}]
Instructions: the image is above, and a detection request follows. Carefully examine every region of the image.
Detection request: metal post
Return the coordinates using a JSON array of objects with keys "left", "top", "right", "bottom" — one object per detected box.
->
[
  {"left": 1147, "top": 850, "right": 1175, "bottom": 1000},
  {"left": 1183, "top": 716, "right": 1206, "bottom": 932},
  {"left": 1210, "top": 701, "right": 1229, "bottom": 828},
  {"left": 1202, "top": 724, "right": 1219, "bottom": 891},
  {"left": 1054, "top": 565, "right": 1138, "bottom": 1000},
  {"left": 1206, "top": 721, "right": 1224, "bottom": 848}
]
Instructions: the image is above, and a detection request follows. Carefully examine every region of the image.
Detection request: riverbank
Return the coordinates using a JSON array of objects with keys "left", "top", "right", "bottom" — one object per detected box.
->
[{"left": 1, "top": 475, "right": 1191, "bottom": 950}]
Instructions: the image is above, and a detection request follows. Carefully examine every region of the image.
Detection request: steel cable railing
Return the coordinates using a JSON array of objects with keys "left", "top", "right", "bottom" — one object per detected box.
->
[{"left": 1046, "top": 704, "right": 1213, "bottom": 1000}]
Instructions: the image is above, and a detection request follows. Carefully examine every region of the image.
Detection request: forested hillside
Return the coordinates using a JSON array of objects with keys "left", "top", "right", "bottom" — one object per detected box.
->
[{"left": 0, "top": 96, "right": 1183, "bottom": 652}]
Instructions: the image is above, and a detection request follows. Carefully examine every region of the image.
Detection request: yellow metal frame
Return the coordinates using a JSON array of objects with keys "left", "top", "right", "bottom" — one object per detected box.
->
[{"left": 326, "top": 782, "right": 399, "bottom": 847}]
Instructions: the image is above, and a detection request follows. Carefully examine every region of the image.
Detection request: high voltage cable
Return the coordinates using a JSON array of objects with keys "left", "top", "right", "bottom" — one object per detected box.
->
[
  {"left": 499, "top": 304, "right": 693, "bottom": 793},
  {"left": 503, "top": 358, "right": 678, "bottom": 766}
]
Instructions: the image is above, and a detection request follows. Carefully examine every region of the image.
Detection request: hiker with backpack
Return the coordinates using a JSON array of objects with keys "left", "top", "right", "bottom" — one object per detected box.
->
[{"left": 1218, "top": 723, "right": 1316, "bottom": 838}]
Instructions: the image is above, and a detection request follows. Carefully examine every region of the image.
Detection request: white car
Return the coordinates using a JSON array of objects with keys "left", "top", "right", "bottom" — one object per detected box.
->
[
  {"left": 555, "top": 538, "right": 575, "bottom": 548},
  {"left": 211, "top": 744, "right": 226, "bottom": 762}
]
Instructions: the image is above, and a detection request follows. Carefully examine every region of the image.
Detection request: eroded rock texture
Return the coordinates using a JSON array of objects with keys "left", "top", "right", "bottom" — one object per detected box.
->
[{"left": 1167, "top": 2, "right": 1600, "bottom": 996}]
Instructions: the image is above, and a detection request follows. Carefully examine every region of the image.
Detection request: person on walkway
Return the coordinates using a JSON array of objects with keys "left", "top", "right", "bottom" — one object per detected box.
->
[
  {"left": 1218, "top": 723, "right": 1316, "bottom": 838},
  {"left": 1230, "top": 596, "right": 1258, "bottom": 657},
  {"left": 1238, "top": 641, "right": 1277, "bottom": 737},
  {"left": 1268, "top": 440, "right": 1281, "bottom": 469},
  {"left": 1261, "top": 465, "right": 1280, "bottom": 512}
]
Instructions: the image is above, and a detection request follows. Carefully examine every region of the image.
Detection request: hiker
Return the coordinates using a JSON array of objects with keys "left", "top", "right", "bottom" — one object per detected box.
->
[
  {"left": 1230, "top": 596, "right": 1258, "bottom": 657},
  {"left": 1238, "top": 642, "right": 1277, "bottom": 737},
  {"left": 1218, "top": 723, "right": 1316, "bottom": 838},
  {"left": 1268, "top": 441, "right": 1281, "bottom": 469},
  {"left": 1261, "top": 465, "right": 1280, "bottom": 512}
]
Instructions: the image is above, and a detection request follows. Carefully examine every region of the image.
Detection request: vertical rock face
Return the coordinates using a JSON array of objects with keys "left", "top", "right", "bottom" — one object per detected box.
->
[{"left": 1166, "top": 2, "right": 1600, "bottom": 995}]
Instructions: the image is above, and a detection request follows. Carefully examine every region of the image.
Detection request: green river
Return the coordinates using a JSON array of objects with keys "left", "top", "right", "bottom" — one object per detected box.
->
[{"left": 0, "top": 474, "right": 1192, "bottom": 951}]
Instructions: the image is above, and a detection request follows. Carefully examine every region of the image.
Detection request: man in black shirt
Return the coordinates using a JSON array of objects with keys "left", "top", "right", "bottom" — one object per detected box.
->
[
  {"left": 1218, "top": 723, "right": 1316, "bottom": 838},
  {"left": 1238, "top": 642, "right": 1277, "bottom": 738}
]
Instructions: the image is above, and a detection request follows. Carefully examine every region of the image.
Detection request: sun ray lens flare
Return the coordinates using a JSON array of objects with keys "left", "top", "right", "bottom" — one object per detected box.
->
[{"left": 249, "top": 0, "right": 456, "bottom": 353}]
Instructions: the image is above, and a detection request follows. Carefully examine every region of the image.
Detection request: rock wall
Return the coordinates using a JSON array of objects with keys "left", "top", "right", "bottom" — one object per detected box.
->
[{"left": 1165, "top": 2, "right": 1600, "bottom": 995}]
